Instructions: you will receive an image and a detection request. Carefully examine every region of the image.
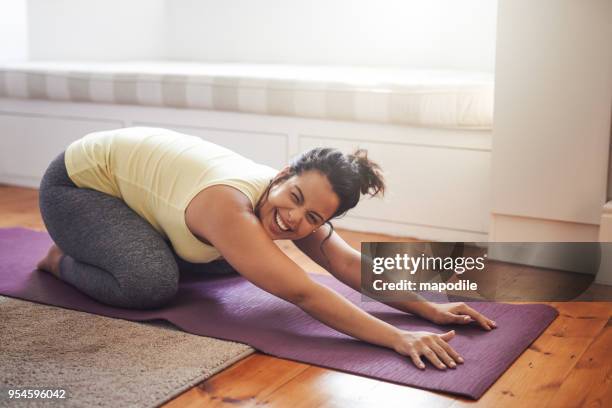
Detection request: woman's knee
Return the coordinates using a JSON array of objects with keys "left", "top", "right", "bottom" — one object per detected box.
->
[
  {"left": 120, "top": 282, "right": 178, "bottom": 309},
  {"left": 119, "top": 261, "right": 180, "bottom": 309}
]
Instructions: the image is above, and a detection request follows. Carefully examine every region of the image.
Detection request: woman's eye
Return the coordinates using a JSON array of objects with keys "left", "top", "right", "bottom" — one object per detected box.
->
[
  {"left": 291, "top": 193, "right": 299, "bottom": 203},
  {"left": 308, "top": 215, "right": 317, "bottom": 224}
]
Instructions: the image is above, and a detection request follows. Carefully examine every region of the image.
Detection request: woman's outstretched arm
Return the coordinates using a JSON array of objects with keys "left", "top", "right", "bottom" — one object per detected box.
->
[
  {"left": 191, "top": 185, "right": 463, "bottom": 369},
  {"left": 293, "top": 226, "right": 496, "bottom": 331}
]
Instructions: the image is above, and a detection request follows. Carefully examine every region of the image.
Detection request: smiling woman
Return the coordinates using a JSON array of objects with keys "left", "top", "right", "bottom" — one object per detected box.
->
[
  {"left": 254, "top": 147, "right": 384, "bottom": 243},
  {"left": 37, "top": 126, "right": 496, "bottom": 371}
]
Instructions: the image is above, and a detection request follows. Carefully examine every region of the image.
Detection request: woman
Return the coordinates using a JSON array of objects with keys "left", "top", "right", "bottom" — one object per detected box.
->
[{"left": 37, "top": 127, "right": 496, "bottom": 371}]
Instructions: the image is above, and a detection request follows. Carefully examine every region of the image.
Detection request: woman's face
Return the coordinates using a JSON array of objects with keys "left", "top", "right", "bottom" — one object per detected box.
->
[{"left": 258, "top": 170, "right": 340, "bottom": 240}]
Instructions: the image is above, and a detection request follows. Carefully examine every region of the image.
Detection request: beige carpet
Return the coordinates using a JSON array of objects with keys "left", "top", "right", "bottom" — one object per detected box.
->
[{"left": 0, "top": 295, "right": 255, "bottom": 407}]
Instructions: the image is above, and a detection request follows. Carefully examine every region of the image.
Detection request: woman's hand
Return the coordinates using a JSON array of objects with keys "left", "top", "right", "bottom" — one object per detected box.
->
[
  {"left": 394, "top": 330, "right": 463, "bottom": 370},
  {"left": 422, "top": 302, "right": 497, "bottom": 331}
]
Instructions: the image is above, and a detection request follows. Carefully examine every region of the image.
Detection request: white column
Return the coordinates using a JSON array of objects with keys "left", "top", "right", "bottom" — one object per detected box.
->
[{"left": 491, "top": 0, "right": 612, "bottom": 242}]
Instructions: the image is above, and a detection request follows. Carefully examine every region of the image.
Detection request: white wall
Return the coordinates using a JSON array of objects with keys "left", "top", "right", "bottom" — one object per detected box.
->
[
  {"left": 166, "top": 0, "right": 498, "bottom": 71},
  {"left": 25, "top": 0, "right": 497, "bottom": 70},
  {"left": 27, "top": 0, "right": 166, "bottom": 61},
  {"left": 491, "top": 0, "right": 612, "bottom": 242},
  {"left": 0, "top": 0, "right": 28, "bottom": 62}
]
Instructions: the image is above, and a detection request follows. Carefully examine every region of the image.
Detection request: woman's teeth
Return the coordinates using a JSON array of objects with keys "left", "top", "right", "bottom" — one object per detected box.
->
[{"left": 275, "top": 211, "right": 290, "bottom": 232}]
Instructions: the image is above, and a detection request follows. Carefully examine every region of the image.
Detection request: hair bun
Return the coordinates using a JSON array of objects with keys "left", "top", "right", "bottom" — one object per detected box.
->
[{"left": 348, "top": 149, "right": 385, "bottom": 197}]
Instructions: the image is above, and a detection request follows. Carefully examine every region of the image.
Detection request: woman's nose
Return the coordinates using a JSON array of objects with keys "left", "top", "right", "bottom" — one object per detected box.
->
[{"left": 288, "top": 208, "right": 305, "bottom": 227}]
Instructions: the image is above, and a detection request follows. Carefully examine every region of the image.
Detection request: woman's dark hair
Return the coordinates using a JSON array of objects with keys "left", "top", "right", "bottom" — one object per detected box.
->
[{"left": 256, "top": 147, "right": 385, "bottom": 255}]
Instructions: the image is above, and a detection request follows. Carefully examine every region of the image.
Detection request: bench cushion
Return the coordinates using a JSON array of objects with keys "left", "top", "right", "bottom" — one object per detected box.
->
[{"left": 0, "top": 62, "right": 494, "bottom": 129}]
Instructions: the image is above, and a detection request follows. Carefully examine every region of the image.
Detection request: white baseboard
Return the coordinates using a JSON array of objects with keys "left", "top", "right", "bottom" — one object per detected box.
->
[
  {"left": 0, "top": 174, "right": 41, "bottom": 189},
  {"left": 334, "top": 216, "right": 488, "bottom": 241},
  {"left": 489, "top": 213, "right": 600, "bottom": 242}
]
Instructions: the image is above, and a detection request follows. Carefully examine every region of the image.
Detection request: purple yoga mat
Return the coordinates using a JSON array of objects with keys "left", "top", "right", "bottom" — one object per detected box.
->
[{"left": 0, "top": 227, "right": 557, "bottom": 399}]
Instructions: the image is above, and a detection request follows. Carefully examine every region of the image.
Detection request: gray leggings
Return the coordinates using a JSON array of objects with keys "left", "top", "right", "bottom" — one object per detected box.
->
[{"left": 38, "top": 151, "right": 228, "bottom": 309}]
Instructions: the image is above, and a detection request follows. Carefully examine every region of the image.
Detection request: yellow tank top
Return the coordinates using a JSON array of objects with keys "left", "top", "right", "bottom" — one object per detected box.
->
[{"left": 64, "top": 127, "right": 278, "bottom": 263}]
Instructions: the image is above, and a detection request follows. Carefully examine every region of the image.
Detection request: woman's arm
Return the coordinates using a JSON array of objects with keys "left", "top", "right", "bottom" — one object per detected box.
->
[
  {"left": 191, "top": 185, "right": 462, "bottom": 369},
  {"left": 293, "top": 226, "right": 496, "bottom": 330}
]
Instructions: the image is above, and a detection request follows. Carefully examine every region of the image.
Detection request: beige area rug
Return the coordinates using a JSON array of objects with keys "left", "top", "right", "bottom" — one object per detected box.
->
[{"left": 0, "top": 296, "right": 255, "bottom": 407}]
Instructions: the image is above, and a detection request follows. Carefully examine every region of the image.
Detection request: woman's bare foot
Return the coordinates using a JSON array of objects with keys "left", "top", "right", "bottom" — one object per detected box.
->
[{"left": 36, "top": 244, "right": 64, "bottom": 278}]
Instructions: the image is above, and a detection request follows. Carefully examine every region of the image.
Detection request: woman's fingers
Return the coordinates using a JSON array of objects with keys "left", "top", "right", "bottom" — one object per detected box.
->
[
  {"left": 409, "top": 351, "right": 426, "bottom": 370},
  {"left": 399, "top": 330, "right": 463, "bottom": 370},
  {"left": 456, "top": 304, "right": 496, "bottom": 330},
  {"left": 429, "top": 342, "right": 456, "bottom": 368},
  {"left": 423, "top": 348, "right": 447, "bottom": 370},
  {"left": 444, "top": 312, "right": 473, "bottom": 325},
  {"left": 437, "top": 336, "right": 464, "bottom": 364},
  {"left": 439, "top": 330, "right": 455, "bottom": 341}
]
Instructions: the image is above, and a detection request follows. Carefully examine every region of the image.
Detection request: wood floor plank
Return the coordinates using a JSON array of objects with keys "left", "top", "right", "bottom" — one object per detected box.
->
[
  {"left": 245, "top": 365, "right": 454, "bottom": 408},
  {"left": 247, "top": 366, "right": 382, "bottom": 408},
  {"left": 546, "top": 324, "right": 612, "bottom": 408},
  {"left": 358, "top": 374, "right": 456, "bottom": 408},
  {"left": 547, "top": 302, "right": 612, "bottom": 338},
  {"left": 164, "top": 354, "right": 310, "bottom": 407}
]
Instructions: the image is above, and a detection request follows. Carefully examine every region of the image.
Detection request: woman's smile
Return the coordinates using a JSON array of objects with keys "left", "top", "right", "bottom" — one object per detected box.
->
[
  {"left": 274, "top": 209, "right": 291, "bottom": 232},
  {"left": 269, "top": 208, "right": 291, "bottom": 237}
]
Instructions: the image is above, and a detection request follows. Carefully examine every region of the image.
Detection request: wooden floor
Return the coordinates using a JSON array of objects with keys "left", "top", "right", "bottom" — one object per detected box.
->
[{"left": 1, "top": 184, "right": 610, "bottom": 408}]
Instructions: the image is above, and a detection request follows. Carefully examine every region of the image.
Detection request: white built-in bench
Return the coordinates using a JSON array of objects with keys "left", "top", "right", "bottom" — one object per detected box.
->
[
  {"left": 0, "top": 61, "right": 493, "bottom": 129},
  {"left": 0, "top": 62, "right": 494, "bottom": 241}
]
